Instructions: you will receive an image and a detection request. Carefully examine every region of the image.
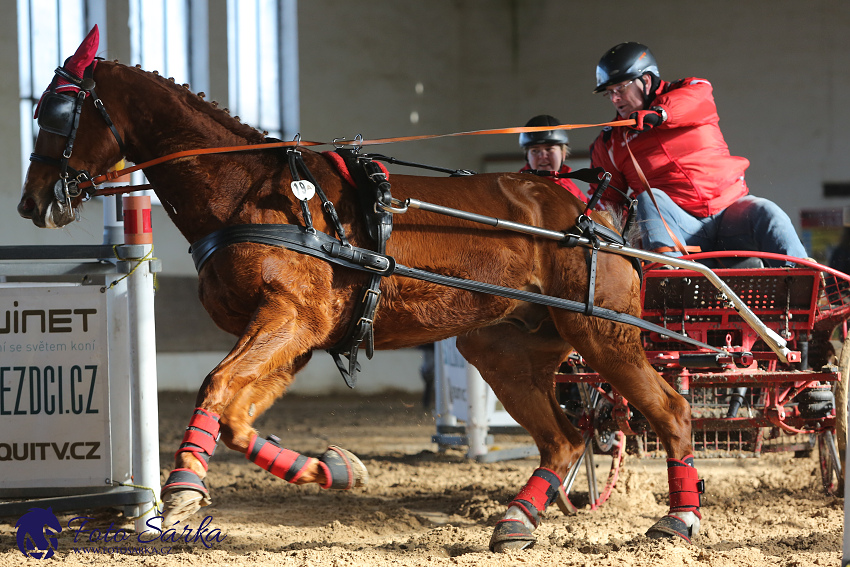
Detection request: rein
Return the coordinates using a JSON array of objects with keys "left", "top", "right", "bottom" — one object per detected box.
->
[
  {"left": 69, "top": 119, "right": 636, "bottom": 197},
  {"left": 623, "top": 132, "right": 697, "bottom": 255}
]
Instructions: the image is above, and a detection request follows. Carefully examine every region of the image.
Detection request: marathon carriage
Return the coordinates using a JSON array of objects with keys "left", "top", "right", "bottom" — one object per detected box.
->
[{"left": 555, "top": 253, "right": 850, "bottom": 512}]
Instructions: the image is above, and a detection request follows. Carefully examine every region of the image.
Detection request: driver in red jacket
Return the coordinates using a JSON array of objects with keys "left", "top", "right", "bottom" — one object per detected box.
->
[{"left": 589, "top": 42, "right": 807, "bottom": 267}]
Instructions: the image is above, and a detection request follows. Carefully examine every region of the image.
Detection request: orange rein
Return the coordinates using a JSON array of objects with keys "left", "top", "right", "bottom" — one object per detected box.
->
[{"left": 81, "top": 119, "right": 636, "bottom": 197}]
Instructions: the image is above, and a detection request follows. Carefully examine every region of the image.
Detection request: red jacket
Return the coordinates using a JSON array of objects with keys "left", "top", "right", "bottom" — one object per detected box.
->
[
  {"left": 519, "top": 163, "right": 588, "bottom": 204},
  {"left": 589, "top": 77, "right": 749, "bottom": 217}
]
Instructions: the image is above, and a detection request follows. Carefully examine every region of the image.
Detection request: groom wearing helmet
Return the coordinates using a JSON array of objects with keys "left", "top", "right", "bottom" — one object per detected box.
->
[
  {"left": 519, "top": 115, "right": 588, "bottom": 204},
  {"left": 589, "top": 42, "right": 806, "bottom": 266}
]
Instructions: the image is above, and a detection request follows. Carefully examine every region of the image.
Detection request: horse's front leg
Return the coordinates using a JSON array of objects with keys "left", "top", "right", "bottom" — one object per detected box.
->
[
  {"left": 219, "top": 366, "right": 367, "bottom": 494},
  {"left": 160, "top": 304, "right": 366, "bottom": 525}
]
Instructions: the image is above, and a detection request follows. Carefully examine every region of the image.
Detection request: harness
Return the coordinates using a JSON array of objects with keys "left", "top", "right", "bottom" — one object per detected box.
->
[{"left": 189, "top": 152, "right": 737, "bottom": 388}]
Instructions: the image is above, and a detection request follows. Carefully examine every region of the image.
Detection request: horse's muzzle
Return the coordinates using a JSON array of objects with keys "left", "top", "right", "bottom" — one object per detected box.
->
[{"left": 17, "top": 193, "right": 73, "bottom": 228}]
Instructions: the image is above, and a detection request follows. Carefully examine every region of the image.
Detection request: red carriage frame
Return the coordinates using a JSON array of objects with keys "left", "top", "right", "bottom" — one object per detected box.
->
[{"left": 555, "top": 251, "right": 850, "bottom": 511}]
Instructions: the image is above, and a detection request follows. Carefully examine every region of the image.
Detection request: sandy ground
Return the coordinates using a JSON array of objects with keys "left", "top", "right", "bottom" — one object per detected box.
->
[{"left": 0, "top": 390, "right": 844, "bottom": 566}]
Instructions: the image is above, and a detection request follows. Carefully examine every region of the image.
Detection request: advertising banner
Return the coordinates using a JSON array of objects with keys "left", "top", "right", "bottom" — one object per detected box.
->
[{"left": 0, "top": 284, "right": 112, "bottom": 489}]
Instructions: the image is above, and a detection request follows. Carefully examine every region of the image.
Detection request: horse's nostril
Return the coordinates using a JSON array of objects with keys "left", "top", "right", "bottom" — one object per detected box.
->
[{"left": 18, "top": 197, "right": 36, "bottom": 218}]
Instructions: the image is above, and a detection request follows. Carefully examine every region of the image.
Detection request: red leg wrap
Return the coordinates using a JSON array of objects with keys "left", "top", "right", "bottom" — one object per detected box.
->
[
  {"left": 246, "top": 434, "right": 312, "bottom": 483},
  {"left": 509, "top": 468, "right": 562, "bottom": 528},
  {"left": 176, "top": 408, "right": 220, "bottom": 471},
  {"left": 667, "top": 455, "right": 704, "bottom": 513}
]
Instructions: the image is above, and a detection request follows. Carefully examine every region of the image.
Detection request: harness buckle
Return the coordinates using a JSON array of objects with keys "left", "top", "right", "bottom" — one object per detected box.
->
[{"left": 362, "top": 288, "right": 381, "bottom": 302}]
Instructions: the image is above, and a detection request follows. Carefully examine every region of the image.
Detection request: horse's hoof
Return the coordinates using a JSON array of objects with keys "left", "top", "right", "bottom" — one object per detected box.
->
[
  {"left": 489, "top": 519, "right": 536, "bottom": 553},
  {"left": 161, "top": 488, "right": 211, "bottom": 524},
  {"left": 161, "top": 468, "right": 212, "bottom": 524},
  {"left": 319, "top": 445, "right": 368, "bottom": 489},
  {"left": 555, "top": 485, "right": 578, "bottom": 516},
  {"left": 646, "top": 513, "right": 697, "bottom": 543}
]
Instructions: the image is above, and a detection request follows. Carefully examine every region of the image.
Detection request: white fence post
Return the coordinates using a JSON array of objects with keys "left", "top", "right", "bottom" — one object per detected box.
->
[
  {"left": 121, "top": 195, "right": 161, "bottom": 533},
  {"left": 123, "top": 243, "right": 161, "bottom": 533},
  {"left": 465, "top": 364, "right": 489, "bottom": 459}
]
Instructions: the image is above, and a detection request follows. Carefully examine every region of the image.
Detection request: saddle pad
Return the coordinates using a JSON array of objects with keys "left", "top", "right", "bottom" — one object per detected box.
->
[{"left": 323, "top": 151, "right": 389, "bottom": 187}]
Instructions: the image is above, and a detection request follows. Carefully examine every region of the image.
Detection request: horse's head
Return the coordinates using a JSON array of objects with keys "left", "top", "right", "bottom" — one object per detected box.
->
[{"left": 18, "top": 25, "right": 126, "bottom": 228}]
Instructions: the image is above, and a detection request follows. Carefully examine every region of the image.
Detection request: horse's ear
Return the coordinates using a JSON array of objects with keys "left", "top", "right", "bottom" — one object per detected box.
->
[{"left": 64, "top": 25, "right": 99, "bottom": 77}]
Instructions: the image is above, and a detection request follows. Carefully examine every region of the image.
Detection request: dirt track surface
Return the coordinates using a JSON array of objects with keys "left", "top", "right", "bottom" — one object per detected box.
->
[{"left": 0, "top": 391, "right": 844, "bottom": 566}]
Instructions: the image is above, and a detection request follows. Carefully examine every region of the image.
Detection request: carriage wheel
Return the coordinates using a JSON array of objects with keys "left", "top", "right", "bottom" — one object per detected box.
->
[
  {"left": 818, "top": 430, "right": 842, "bottom": 495},
  {"left": 828, "top": 340, "right": 850, "bottom": 497},
  {"left": 556, "top": 383, "right": 626, "bottom": 513}
]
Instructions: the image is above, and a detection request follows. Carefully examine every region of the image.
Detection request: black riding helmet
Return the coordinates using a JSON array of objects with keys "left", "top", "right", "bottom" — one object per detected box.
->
[
  {"left": 518, "top": 115, "right": 569, "bottom": 149},
  {"left": 594, "top": 42, "right": 660, "bottom": 93}
]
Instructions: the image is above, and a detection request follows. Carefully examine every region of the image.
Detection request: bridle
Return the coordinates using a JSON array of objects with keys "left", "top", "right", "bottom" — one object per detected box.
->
[{"left": 29, "top": 61, "right": 126, "bottom": 219}]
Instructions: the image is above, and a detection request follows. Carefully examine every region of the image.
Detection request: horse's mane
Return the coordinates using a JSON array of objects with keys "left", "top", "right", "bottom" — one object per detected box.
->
[{"left": 111, "top": 60, "right": 268, "bottom": 144}]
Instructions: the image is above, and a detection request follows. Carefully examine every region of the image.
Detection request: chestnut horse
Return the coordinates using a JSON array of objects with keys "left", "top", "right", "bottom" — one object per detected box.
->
[{"left": 18, "top": 28, "right": 703, "bottom": 551}]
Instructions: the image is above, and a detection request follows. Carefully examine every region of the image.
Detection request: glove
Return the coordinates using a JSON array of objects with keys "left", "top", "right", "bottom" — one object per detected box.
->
[{"left": 629, "top": 110, "right": 664, "bottom": 131}]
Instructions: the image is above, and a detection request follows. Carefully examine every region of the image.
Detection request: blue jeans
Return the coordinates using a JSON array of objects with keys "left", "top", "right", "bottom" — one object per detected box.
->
[{"left": 635, "top": 190, "right": 808, "bottom": 267}]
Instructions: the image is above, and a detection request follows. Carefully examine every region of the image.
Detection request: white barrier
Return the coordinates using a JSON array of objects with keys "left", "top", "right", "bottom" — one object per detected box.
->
[
  {"left": 0, "top": 195, "right": 161, "bottom": 533},
  {"left": 432, "top": 338, "right": 537, "bottom": 462}
]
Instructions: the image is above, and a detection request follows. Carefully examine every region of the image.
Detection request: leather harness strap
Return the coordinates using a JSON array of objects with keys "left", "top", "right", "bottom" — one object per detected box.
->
[
  {"left": 653, "top": 245, "right": 701, "bottom": 254},
  {"left": 325, "top": 149, "right": 395, "bottom": 387},
  {"left": 189, "top": 223, "right": 724, "bottom": 355}
]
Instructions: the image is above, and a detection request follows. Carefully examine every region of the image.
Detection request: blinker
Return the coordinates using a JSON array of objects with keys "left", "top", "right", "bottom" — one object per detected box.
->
[{"left": 37, "top": 92, "right": 77, "bottom": 137}]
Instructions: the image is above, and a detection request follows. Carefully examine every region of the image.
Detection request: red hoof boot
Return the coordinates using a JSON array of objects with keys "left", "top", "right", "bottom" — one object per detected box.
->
[
  {"left": 318, "top": 445, "right": 368, "bottom": 490},
  {"left": 646, "top": 512, "right": 699, "bottom": 543},
  {"left": 647, "top": 455, "right": 703, "bottom": 543},
  {"left": 489, "top": 519, "right": 535, "bottom": 553}
]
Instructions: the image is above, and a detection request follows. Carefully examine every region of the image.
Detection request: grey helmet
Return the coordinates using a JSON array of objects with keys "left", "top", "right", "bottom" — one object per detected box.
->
[
  {"left": 594, "top": 42, "right": 660, "bottom": 93},
  {"left": 519, "top": 115, "right": 569, "bottom": 148}
]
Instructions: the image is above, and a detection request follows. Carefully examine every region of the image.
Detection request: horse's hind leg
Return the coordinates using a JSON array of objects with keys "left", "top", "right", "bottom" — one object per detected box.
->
[
  {"left": 456, "top": 323, "right": 585, "bottom": 552},
  {"left": 161, "top": 303, "right": 366, "bottom": 525},
  {"left": 566, "top": 315, "right": 704, "bottom": 542}
]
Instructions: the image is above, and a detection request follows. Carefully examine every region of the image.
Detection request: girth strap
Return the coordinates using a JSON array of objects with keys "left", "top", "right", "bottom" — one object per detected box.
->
[{"left": 326, "top": 149, "right": 395, "bottom": 388}]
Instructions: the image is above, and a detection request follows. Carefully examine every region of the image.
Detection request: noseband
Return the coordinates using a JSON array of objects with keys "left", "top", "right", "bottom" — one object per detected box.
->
[{"left": 30, "top": 62, "right": 126, "bottom": 218}]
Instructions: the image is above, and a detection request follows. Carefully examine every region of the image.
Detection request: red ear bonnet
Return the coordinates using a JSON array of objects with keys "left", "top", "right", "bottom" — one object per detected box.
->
[
  {"left": 34, "top": 25, "right": 99, "bottom": 118},
  {"left": 64, "top": 25, "right": 99, "bottom": 78}
]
